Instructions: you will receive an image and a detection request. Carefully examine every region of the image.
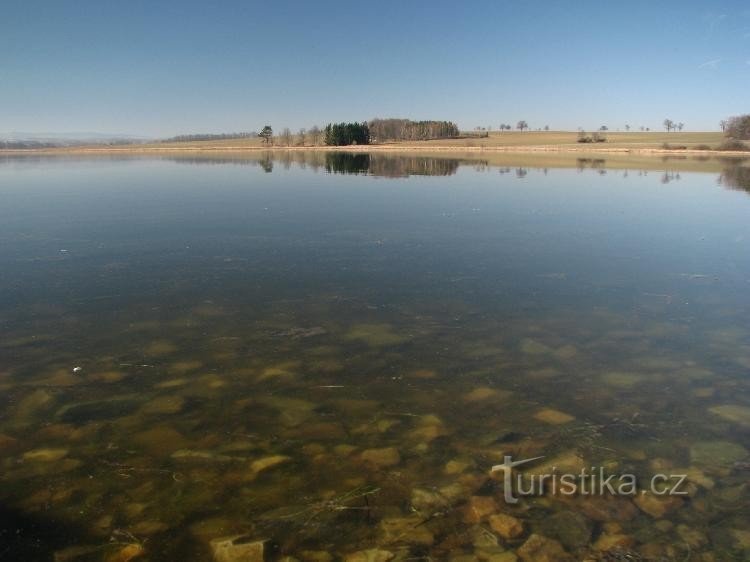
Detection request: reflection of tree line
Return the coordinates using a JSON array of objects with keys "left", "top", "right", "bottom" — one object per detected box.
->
[
  {"left": 4, "top": 153, "right": 747, "bottom": 193},
  {"left": 719, "top": 159, "right": 750, "bottom": 193},
  {"left": 322, "top": 153, "right": 466, "bottom": 177}
]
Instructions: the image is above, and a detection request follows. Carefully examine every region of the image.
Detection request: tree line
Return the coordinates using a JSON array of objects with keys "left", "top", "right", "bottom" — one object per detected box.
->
[
  {"left": 324, "top": 122, "right": 370, "bottom": 146},
  {"left": 368, "top": 119, "right": 459, "bottom": 141},
  {"left": 163, "top": 132, "right": 257, "bottom": 143}
]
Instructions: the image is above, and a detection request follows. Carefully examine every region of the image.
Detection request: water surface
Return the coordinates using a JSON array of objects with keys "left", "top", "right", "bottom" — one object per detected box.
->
[{"left": 1, "top": 154, "right": 749, "bottom": 561}]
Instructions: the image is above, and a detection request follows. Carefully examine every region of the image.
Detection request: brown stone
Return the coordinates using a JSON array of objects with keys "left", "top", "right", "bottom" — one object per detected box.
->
[
  {"left": 488, "top": 513, "right": 524, "bottom": 539},
  {"left": 379, "top": 516, "right": 434, "bottom": 546},
  {"left": 593, "top": 533, "right": 635, "bottom": 551},
  {"left": 463, "top": 495, "right": 498, "bottom": 523},
  {"left": 561, "top": 495, "right": 638, "bottom": 522},
  {"left": 105, "top": 544, "right": 145, "bottom": 562},
  {"left": 633, "top": 492, "right": 683, "bottom": 518},
  {"left": 360, "top": 447, "right": 401, "bottom": 468},
  {"left": 517, "top": 534, "right": 572, "bottom": 562},
  {"left": 210, "top": 535, "right": 266, "bottom": 562},
  {"left": 344, "top": 549, "right": 394, "bottom": 562}
]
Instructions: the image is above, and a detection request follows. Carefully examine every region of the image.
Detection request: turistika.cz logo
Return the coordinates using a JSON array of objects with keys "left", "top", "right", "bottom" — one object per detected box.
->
[{"left": 490, "top": 455, "right": 688, "bottom": 504}]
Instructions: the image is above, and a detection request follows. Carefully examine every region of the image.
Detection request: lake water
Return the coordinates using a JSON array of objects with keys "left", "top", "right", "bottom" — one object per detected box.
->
[{"left": 1, "top": 153, "right": 749, "bottom": 561}]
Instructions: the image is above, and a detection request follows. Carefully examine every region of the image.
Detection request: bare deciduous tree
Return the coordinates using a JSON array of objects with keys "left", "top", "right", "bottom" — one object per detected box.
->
[
  {"left": 516, "top": 120, "right": 528, "bottom": 131},
  {"left": 281, "top": 127, "right": 292, "bottom": 146},
  {"left": 309, "top": 125, "right": 322, "bottom": 145},
  {"left": 297, "top": 128, "right": 306, "bottom": 146}
]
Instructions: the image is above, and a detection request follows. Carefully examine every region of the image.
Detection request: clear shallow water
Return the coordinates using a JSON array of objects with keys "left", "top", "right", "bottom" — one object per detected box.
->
[{"left": 0, "top": 154, "right": 749, "bottom": 561}]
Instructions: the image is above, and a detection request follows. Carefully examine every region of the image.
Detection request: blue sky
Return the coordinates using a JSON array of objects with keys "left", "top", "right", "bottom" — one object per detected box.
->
[{"left": 1, "top": 0, "right": 748, "bottom": 136}]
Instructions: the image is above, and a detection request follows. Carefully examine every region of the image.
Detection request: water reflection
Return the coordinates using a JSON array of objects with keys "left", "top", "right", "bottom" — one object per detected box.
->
[
  {"left": 325, "top": 152, "right": 370, "bottom": 175},
  {"left": 719, "top": 159, "right": 750, "bottom": 193}
]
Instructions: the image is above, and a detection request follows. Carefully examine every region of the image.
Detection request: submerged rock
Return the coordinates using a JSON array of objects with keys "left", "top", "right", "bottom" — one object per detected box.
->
[
  {"left": 600, "top": 372, "right": 644, "bottom": 388},
  {"left": 520, "top": 339, "right": 553, "bottom": 355},
  {"left": 105, "top": 543, "right": 145, "bottom": 562},
  {"left": 22, "top": 448, "right": 69, "bottom": 462},
  {"left": 633, "top": 492, "right": 682, "bottom": 518},
  {"left": 592, "top": 533, "right": 635, "bottom": 551},
  {"left": 488, "top": 513, "right": 524, "bottom": 539},
  {"left": 210, "top": 535, "right": 267, "bottom": 562},
  {"left": 463, "top": 387, "right": 512, "bottom": 402},
  {"left": 537, "top": 510, "right": 591, "bottom": 550},
  {"left": 690, "top": 440, "right": 748, "bottom": 467},
  {"left": 141, "top": 395, "right": 186, "bottom": 415},
  {"left": 517, "top": 533, "right": 572, "bottom": 562},
  {"left": 411, "top": 488, "right": 450, "bottom": 512},
  {"left": 56, "top": 396, "right": 140, "bottom": 424},
  {"left": 708, "top": 404, "right": 750, "bottom": 426},
  {"left": 533, "top": 408, "right": 574, "bottom": 425},
  {"left": 249, "top": 455, "right": 291, "bottom": 477},
  {"left": 463, "top": 495, "right": 498, "bottom": 524},
  {"left": 379, "top": 516, "right": 434, "bottom": 546},
  {"left": 15, "top": 389, "right": 55, "bottom": 420},
  {"left": 360, "top": 447, "right": 401, "bottom": 468},
  {"left": 343, "top": 549, "right": 394, "bottom": 562},
  {"left": 345, "top": 323, "right": 410, "bottom": 346}
]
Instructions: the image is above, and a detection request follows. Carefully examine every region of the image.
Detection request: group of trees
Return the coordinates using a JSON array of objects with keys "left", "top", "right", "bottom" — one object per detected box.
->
[
  {"left": 722, "top": 115, "right": 750, "bottom": 140},
  {"left": 324, "top": 122, "right": 370, "bottom": 146},
  {"left": 663, "top": 119, "right": 685, "bottom": 132},
  {"left": 368, "top": 119, "right": 459, "bottom": 141}
]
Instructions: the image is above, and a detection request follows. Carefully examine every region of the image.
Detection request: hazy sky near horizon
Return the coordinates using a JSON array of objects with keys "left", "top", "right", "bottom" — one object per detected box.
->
[{"left": 2, "top": 0, "right": 749, "bottom": 137}]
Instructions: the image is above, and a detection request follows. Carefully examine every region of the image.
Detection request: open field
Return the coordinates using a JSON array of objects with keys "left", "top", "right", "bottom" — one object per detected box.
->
[
  {"left": 1, "top": 131, "right": 731, "bottom": 152},
  {"left": 108, "top": 131, "right": 726, "bottom": 150},
  {"left": 413, "top": 130, "right": 726, "bottom": 149}
]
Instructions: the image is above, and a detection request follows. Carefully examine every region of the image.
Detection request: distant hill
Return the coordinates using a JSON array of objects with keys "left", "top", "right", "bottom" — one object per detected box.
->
[{"left": 0, "top": 131, "right": 152, "bottom": 147}]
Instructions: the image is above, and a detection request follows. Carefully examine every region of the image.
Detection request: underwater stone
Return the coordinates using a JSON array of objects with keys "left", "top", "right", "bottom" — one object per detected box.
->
[
  {"left": 690, "top": 440, "right": 748, "bottom": 467},
  {"left": 379, "top": 516, "right": 434, "bottom": 546},
  {"left": 105, "top": 543, "right": 145, "bottom": 562},
  {"left": 210, "top": 535, "right": 267, "bottom": 562},
  {"left": 249, "top": 455, "right": 291, "bottom": 477},
  {"left": 142, "top": 395, "right": 186, "bottom": 415},
  {"left": 533, "top": 408, "right": 574, "bottom": 425},
  {"left": 553, "top": 345, "right": 578, "bottom": 360},
  {"left": 343, "top": 549, "right": 394, "bottom": 562},
  {"left": 731, "top": 529, "right": 750, "bottom": 549},
  {"left": 520, "top": 339, "right": 553, "bottom": 355},
  {"left": 708, "top": 404, "right": 750, "bottom": 426},
  {"left": 592, "top": 533, "right": 635, "bottom": 551},
  {"left": 15, "top": 389, "right": 55, "bottom": 420},
  {"left": 360, "top": 447, "right": 401, "bottom": 468},
  {"left": 600, "top": 372, "right": 644, "bottom": 388},
  {"left": 537, "top": 510, "right": 591, "bottom": 550},
  {"left": 346, "top": 323, "right": 410, "bottom": 346},
  {"left": 488, "top": 513, "right": 524, "bottom": 539},
  {"left": 463, "top": 496, "right": 498, "bottom": 524},
  {"left": 516, "top": 533, "right": 572, "bottom": 562},
  {"left": 484, "top": 554, "right": 517, "bottom": 562},
  {"left": 463, "top": 387, "right": 512, "bottom": 402},
  {"left": 633, "top": 492, "right": 683, "bottom": 518},
  {"left": 676, "top": 524, "right": 708, "bottom": 549},
  {"left": 411, "top": 488, "right": 450, "bottom": 512},
  {"left": 22, "top": 448, "right": 69, "bottom": 462},
  {"left": 131, "top": 520, "right": 168, "bottom": 535},
  {"left": 0, "top": 433, "right": 19, "bottom": 452},
  {"left": 444, "top": 458, "right": 473, "bottom": 475}
]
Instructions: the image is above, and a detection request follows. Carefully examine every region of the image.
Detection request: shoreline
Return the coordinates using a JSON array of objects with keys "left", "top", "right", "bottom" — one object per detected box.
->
[{"left": 1, "top": 144, "right": 748, "bottom": 158}]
